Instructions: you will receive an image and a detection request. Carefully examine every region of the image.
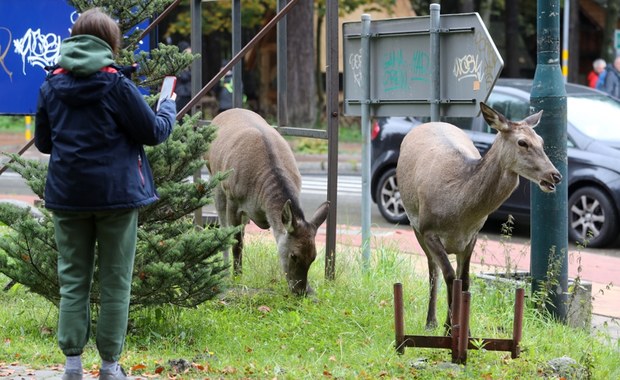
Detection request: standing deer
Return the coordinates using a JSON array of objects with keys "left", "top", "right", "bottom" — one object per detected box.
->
[
  {"left": 397, "top": 102, "right": 562, "bottom": 331},
  {"left": 207, "top": 108, "right": 329, "bottom": 295}
]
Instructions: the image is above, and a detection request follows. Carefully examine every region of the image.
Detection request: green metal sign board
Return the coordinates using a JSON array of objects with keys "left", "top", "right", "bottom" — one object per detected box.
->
[{"left": 343, "top": 13, "right": 503, "bottom": 117}]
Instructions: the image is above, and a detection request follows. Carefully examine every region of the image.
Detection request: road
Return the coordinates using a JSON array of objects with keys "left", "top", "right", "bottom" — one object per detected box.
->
[{"left": 1, "top": 170, "right": 619, "bottom": 255}]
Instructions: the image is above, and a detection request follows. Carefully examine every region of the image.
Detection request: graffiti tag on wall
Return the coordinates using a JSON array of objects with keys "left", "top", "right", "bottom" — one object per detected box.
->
[
  {"left": 0, "top": 27, "right": 13, "bottom": 80},
  {"left": 13, "top": 28, "right": 62, "bottom": 75}
]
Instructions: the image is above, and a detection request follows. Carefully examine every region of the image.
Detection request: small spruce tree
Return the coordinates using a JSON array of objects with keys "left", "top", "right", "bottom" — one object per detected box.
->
[{"left": 0, "top": 0, "right": 237, "bottom": 308}]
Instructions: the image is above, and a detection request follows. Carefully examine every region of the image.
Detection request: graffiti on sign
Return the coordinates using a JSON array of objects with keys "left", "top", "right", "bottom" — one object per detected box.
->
[
  {"left": 453, "top": 53, "right": 483, "bottom": 90},
  {"left": 348, "top": 49, "right": 363, "bottom": 88},
  {"left": 381, "top": 48, "right": 430, "bottom": 93}
]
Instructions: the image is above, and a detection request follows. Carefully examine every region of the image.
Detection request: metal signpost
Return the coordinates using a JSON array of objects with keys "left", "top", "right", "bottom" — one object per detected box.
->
[
  {"left": 342, "top": 5, "right": 503, "bottom": 266},
  {"left": 343, "top": 10, "right": 503, "bottom": 118}
]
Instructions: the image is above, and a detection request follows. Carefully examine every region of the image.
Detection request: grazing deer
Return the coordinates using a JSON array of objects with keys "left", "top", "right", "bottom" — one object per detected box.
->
[
  {"left": 207, "top": 108, "right": 329, "bottom": 295},
  {"left": 397, "top": 102, "right": 562, "bottom": 331}
]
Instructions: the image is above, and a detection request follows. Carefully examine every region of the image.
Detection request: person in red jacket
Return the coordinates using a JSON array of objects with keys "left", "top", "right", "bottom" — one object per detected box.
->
[
  {"left": 34, "top": 8, "right": 176, "bottom": 380},
  {"left": 587, "top": 58, "right": 606, "bottom": 88}
]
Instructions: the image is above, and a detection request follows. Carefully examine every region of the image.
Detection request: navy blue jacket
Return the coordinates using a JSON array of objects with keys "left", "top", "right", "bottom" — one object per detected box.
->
[{"left": 35, "top": 67, "right": 176, "bottom": 211}]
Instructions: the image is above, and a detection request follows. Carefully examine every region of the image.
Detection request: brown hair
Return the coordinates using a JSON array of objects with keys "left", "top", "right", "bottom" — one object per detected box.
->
[{"left": 71, "top": 8, "right": 121, "bottom": 54}]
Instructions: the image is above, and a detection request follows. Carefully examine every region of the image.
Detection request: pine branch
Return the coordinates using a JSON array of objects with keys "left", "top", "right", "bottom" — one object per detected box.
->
[{"left": 0, "top": 0, "right": 234, "bottom": 310}]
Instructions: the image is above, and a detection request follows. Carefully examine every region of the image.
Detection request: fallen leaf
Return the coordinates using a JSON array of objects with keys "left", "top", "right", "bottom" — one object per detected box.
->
[
  {"left": 131, "top": 363, "right": 147, "bottom": 371},
  {"left": 221, "top": 366, "right": 237, "bottom": 374},
  {"left": 193, "top": 363, "right": 205, "bottom": 371},
  {"left": 40, "top": 327, "right": 53, "bottom": 335},
  {"left": 258, "top": 305, "right": 271, "bottom": 313}
]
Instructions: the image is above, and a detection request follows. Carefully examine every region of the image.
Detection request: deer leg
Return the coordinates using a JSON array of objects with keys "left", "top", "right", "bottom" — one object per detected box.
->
[
  {"left": 225, "top": 201, "right": 244, "bottom": 276},
  {"left": 213, "top": 190, "right": 232, "bottom": 265},
  {"left": 427, "top": 257, "right": 440, "bottom": 329},
  {"left": 414, "top": 230, "right": 439, "bottom": 329},
  {"left": 454, "top": 237, "right": 477, "bottom": 336},
  {"left": 421, "top": 232, "right": 456, "bottom": 333},
  {"left": 456, "top": 236, "right": 477, "bottom": 293},
  {"left": 232, "top": 230, "right": 245, "bottom": 276}
]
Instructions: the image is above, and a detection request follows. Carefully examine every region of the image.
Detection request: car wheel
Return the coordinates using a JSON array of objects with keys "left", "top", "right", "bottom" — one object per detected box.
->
[
  {"left": 568, "top": 186, "right": 618, "bottom": 248},
  {"left": 375, "top": 168, "right": 409, "bottom": 224}
]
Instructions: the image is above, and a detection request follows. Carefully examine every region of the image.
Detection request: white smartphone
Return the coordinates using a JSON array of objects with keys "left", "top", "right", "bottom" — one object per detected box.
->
[{"left": 156, "top": 76, "right": 177, "bottom": 111}]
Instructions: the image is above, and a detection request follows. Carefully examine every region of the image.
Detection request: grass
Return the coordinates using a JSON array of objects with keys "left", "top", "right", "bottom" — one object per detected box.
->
[
  {"left": 0, "top": 116, "right": 25, "bottom": 133},
  {"left": 1, "top": 233, "right": 619, "bottom": 379}
]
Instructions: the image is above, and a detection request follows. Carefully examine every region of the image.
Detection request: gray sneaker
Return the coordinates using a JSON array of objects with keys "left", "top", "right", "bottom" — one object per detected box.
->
[
  {"left": 61, "top": 372, "right": 83, "bottom": 380},
  {"left": 99, "top": 366, "right": 128, "bottom": 380}
]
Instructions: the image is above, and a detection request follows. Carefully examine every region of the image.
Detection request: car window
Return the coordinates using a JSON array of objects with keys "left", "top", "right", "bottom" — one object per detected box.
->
[
  {"left": 485, "top": 93, "right": 530, "bottom": 133},
  {"left": 567, "top": 95, "right": 620, "bottom": 142},
  {"left": 441, "top": 117, "right": 473, "bottom": 130}
]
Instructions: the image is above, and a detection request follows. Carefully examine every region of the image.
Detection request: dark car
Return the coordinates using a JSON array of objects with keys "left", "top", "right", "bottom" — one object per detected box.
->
[{"left": 370, "top": 78, "right": 620, "bottom": 248}]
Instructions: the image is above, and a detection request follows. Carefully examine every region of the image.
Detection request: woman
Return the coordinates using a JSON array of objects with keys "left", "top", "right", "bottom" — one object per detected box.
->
[{"left": 34, "top": 8, "right": 176, "bottom": 380}]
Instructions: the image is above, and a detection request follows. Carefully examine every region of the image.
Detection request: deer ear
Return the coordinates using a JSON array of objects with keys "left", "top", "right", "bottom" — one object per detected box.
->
[
  {"left": 310, "top": 201, "right": 330, "bottom": 228},
  {"left": 480, "top": 102, "right": 510, "bottom": 133},
  {"left": 523, "top": 110, "right": 543, "bottom": 128},
  {"left": 282, "top": 199, "right": 295, "bottom": 233}
]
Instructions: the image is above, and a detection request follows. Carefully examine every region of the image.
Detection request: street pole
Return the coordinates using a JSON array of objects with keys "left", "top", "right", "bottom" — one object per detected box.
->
[
  {"left": 561, "top": 0, "right": 570, "bottom": 82},
  {"left": 530, "top": 0, "right": 568, "bottom": 322},
  {"left": 191, "top": 0, "right": 203, "bottom": 227},
  {"left": 232, "top": 0, "right": 242, "bottom": 108},
  {"left": 360, "top": 14, "right": 371, "bottom": 269},
  {"left": 429, "top": 3, "right": 440, "bottom": 122},
  {"left": 324, "top": 0, "right": 339, "bottom": 280}
]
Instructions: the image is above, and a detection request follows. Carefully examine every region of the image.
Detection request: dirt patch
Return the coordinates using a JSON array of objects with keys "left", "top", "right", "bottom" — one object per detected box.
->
[{"left": 0, "top": 132, "right": 44, "bottom": 161}]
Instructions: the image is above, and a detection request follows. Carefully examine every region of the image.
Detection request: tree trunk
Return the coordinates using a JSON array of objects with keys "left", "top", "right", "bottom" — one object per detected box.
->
[
  {"left": 568, "top": 0, "right": 580, "bottom": 83},
  {"left": 479, "top": 0, "right": 493, "bottom": 27},
  {"left": 315, "top": 11, "right": 325, "bottom": 120},
  {"left": 286, "top": 0, "right": 317, "bottom": 127},
  {"left": 505, "top": 0, "right": 520, "bottom": 77},
  {"left": 459, "top": 0, "right": 474, "bottom": 12},
  {"left": 602, "top": 0, "right": 619, "bottom": 61}
]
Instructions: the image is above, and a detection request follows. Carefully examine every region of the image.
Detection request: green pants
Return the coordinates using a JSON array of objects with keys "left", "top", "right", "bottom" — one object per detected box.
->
[{"left": 53, "top": 209, "right": 138, "bottom": 362}]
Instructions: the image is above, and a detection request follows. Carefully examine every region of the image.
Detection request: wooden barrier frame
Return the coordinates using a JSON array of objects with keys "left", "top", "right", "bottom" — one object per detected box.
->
[{"left": 394, "top": 279, "right": 524, "bottom": 364}]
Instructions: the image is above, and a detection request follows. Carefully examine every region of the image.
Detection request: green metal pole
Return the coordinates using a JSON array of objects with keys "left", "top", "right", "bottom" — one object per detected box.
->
[{"left": 530, "top": 0, "right": 568, "bottom": 322}]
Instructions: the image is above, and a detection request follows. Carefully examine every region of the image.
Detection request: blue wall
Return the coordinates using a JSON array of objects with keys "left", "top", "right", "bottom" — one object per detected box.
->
[
  {"left": 1, "top": 1, "right": 77, "bottom": 115},
  {"left": 0, "top": 1, "right": 149, "bottom": 115}
]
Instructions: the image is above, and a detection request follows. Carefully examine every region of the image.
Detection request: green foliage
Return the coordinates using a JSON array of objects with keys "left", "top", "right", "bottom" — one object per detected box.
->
[
  {"left": 0, "top": 116, "right": 23, "bottom": 132},
  {"left": 165, "top": 0, "right": 397, "bottom": 39},
  {"left": 0, "top": 116, "right": 238, "bottom": 308},
  {"left": 165, "top": 1, "right": 275, "bottom": 38},
  {"left": 131, "top": 43, "right": 198, "bottom": 90},
  {"left": 0, "top": 205, "right": 59, "bottom": 304},
  {"left": 1, "top": 238, "right": 619, "bottom": 378},
  {"left": 70, "top": 0, "right": 171, "bottom": 48},
  {"left": 0, "top": 1, "right": 236, "bottom": 309}
]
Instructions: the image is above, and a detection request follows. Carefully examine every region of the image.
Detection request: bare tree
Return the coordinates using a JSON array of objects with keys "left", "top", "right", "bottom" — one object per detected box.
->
[
  {"left": 286, "top": 0, "right": 316, "bottom": 127},
  {"left": 602, "top": 0, "right": 620, "bottom": 61},
  {"left": 568, "top": 0, "right": 581, "bottom": 83},
  {"left": 505, "top": 0, "right": 520, "bottom": 77}
]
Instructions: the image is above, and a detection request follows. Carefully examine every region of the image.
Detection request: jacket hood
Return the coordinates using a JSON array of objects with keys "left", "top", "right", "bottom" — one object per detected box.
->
[
  {"left": 47, "top": 35, "right": 120, "bottom": 107},
  {"left": 58, "top": 35, "right": 115, "bottom": 76}
]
